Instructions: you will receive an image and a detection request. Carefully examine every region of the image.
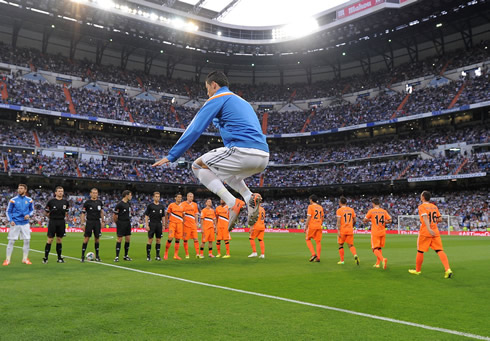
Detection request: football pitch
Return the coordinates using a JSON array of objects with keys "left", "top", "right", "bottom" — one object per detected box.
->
[{"left": 1, "top": 233, "right": 489, "bottom": 341}]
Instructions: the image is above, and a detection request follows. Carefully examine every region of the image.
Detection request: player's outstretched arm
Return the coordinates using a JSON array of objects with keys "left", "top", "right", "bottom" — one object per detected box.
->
[{"left": 152, "top": 157, "right": 169, "bottom": 167}]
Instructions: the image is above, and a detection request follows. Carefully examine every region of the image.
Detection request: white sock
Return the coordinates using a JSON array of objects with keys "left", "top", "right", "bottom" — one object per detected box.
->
[
  {"left": 193, "top": 164, "right": 236, "bottom": 207},
  {"left": 6, "top": 239, "right": 15, "bottom": 261},
  {"left": 23, "top": 239, "right": 30, "bottom": 260},
  {"left": 226, "top": 176, "right": 252, "bottom": 204}
]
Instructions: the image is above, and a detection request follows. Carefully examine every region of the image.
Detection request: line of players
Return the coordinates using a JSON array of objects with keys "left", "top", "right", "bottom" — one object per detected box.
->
[
  {"left": 3, "top": 185, "right": 267, "bottom": 264},
  {"left": 305, "top": 193, "right": 453, "bottom": 278},
  {"left": 4, "top": 184, "right": 453, "bottom": 278}
]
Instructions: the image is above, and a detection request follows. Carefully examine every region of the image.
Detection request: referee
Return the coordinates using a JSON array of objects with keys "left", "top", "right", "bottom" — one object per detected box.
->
[
  {"left": 43, "top": 186, "right": 70, "bottom": 264},
  {"left": 113, "top": 190, "right": 132, "bottom": 262},
  {"left": 81, "top": 188, "right": 104, "bottom": 262},
  {"left": 144, "top": 192, "right": 165, "bottom": 261}
]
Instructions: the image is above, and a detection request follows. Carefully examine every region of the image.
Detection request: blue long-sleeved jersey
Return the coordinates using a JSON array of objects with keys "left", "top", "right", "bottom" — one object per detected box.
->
[
  {"left": 166, "top": 87, "right": 269, "bottom": 162},
  {"left": 6, "top": 195, "right": 34, "bottom": 225}
]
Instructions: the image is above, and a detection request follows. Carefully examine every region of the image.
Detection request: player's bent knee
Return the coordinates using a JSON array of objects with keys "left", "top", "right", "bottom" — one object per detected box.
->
[
  {"left": 258, "top": 239, "right": 263, "bottom": 242},
  {"left": 338, "top": 246, "right": 344, "bottom": 249},
  {"left": 192, "top": 161, "right": 202, "bottom": 170},
  {"left": 435, "top": 249, "right": 442, "bottom": 253},
  {"left": 193, "top": 158, "right": 209, "bottom": 169},
  {"left": 417, "top": 250, "right": 424, "bottom": 254}
]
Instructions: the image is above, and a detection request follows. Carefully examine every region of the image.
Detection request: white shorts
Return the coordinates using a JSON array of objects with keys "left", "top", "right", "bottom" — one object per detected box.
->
[
  {"left": 201, "top": 147, "right": 269, "bottom": 182},
  {"left": 8, "top": 223, "right": 31, "bottom": 240}
]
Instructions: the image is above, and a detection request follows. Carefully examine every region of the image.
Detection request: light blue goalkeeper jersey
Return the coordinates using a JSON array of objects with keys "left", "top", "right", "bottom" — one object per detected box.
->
[{"left": 166, "top": 86, "right": 269, "bottom": 162}]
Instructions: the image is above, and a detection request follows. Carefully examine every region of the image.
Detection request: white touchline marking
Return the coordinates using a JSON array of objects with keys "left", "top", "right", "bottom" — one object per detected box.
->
[{"left": 2, "top": 244, "right": 489, "bottom": 341}]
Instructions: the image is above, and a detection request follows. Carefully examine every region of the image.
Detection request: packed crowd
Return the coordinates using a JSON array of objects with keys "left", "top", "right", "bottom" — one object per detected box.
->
[
  {"left": 2, "top": 121, "right": 488, "bottom": 179},
  {"left": 3, "top": 148, "right": 487, "bottom": 187},
  {"left": 0, "top": 187, "right": 487, "bottom": 230},
  {"left": 273, "top": 126, "right": 489, "bottom": 164},
  {"left": 2, "top": 70, "right": 488, "bottom": 136},
  {"left": 1, "top": 41, "right": 488, "bottom": 101}
]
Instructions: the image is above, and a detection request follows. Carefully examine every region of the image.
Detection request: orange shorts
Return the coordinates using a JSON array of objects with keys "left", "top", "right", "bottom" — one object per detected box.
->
[
  {"left": 371, "top": 235, "right": 385, "bottom": 249},
  {"left": 250, "top": 229, "right": 264, "bottom": 240},
  {"left": 338, "top": 234, "right": 354, "bottom": 245},
  {"left": 168, "top": 221, "right": 183, "bottom": 240},
  {"left": 417, "top": 234, "right": 444, "bottom": 252},
  {"left": 201, "top": 228, "right": 215, "bottom": 242},
  {"left": 183, "top": 227, "right": 198, "bottom": 241},
  {"left": 216, "top": 228, "right": 230, "bottom": 241},
  {"left": 306, "top": 229, "right": 322, "bottom": 242}
]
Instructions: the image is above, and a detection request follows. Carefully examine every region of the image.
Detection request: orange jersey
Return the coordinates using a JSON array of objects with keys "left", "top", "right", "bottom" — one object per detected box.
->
[
  {"left": 365, "top": 208, "right": 391, "bottom": 236},
  {"left": 418, "top": 202, "right": 441, "bottom": 237},
  {"left": 336, "top": 206, "right": 356, "bottom": 235},
  {"left": 252, "top": 207, "right": 266, "bottom": 231},
  {"left": 182, "top": 201, "right": 199, "bottom": 228},
  {"left": 201, "top": 207, "right": 216, "bottom": 230},
  {"left": 307, "top": 203, "right": 324, "bottom": 230},
  {"left": 167, "top": 202, "right": 184, "bottom": 224},
  {"left": 215, "top": 205, "right": 229, "bottom": 229}
]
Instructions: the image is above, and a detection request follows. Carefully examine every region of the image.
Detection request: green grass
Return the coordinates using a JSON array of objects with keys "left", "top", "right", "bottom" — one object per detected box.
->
[{"left": 1, "top": 232, "right": 489, "bottom": 340}]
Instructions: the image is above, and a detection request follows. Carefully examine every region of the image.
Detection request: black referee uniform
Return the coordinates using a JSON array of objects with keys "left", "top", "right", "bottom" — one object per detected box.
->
[
  {"left": 45, "top": 198, "right": 69, "bottom": 238},
  {"left": 145, "top": 202, "right": 165, "bottom": 260},
  {"left": 114, "top": 200, "right": 132, "bottom": 261},
  {"left": 145, "top": 203, "right": 165, "bottom": 239},
  {"left": 83, "top": 199, "right": 103, "bottom": 238},
  {"left": 81, "top": 199, "right": 103, "bottom": 262},
  {"left": 43, "top": 198, "right": 69, "bottom": 262},
  {"left": 114, "top": 200, "right": 131, "bottom": 237}
]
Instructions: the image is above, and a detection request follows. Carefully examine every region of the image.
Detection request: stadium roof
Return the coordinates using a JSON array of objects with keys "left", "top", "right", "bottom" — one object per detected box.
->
[
  {"left": 0, "top": 0, "right": 488, "bottom": 75},
  {"left": 171, "top": 0, "right": 350, "bottom": 26}
]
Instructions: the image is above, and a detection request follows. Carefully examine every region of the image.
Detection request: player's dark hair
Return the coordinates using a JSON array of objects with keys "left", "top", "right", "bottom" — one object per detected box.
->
[
  {"left": 18, "top": 184, "right": 27, "bottom": 190},
  {"left": 205, "top": 71, "right": 229, "bottom": 87},
  {"left": 339, "top": 196, "right": 347, "bottom": 204},
  {"left": 122, "top": 190, "right": 131, "bottom": 198},
  {"left": 153, "top": 191, "right": 160, "bottom": 196},
  {"left": 55, "top": 186, "right": 64, "bottom": 192},
  {"left": 175, "top": 192, "right": 182, "bottom": 198},
  {"left": 372, "top": 198, "right": 380, "bottom": 205},
  {"left": 421, "top": 191, "right": 431, "bottom": 201},
  {"left": 309, "top": 194, "right": 318, "bottom": 203}
]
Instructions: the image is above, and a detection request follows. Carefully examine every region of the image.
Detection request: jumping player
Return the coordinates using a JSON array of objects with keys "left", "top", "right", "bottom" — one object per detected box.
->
[
  {"left": 336, "top": 196, "right": 359, "bottom": 265},
  {"left": 199, "top": 199, "right": 217, "bottom": 258},
  {"left": 4, "top": 184, "right": 34, "bottom": 266},
  {"left": 409, "top": 191, "right": 453, "bottom": 278},
  {"left": 152, "top": 71, "right": 269, "bottom": 231},
  {"left": 81, "top": 188, "right": 104, "bottom": 262},
  {"left": 248, "top": 201, "right": 266, "bottom": 259},
  {"left": 215, "top": 199, "right": 231, "bottom": 258},
  {"left": 305, "top": 195, "right": 324, "bottom": 262},
  {"left": 182, "top": 192, "right": 200, "bottom": 259},
  {"left": 363, "top": 198, "right": 392, "bottom": 269},
  {"left": 144, "top": 192, "right": 165, "bottom": 261},
  {"left": 165, "top": 193, "right": 184, "bottom": 260}
]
